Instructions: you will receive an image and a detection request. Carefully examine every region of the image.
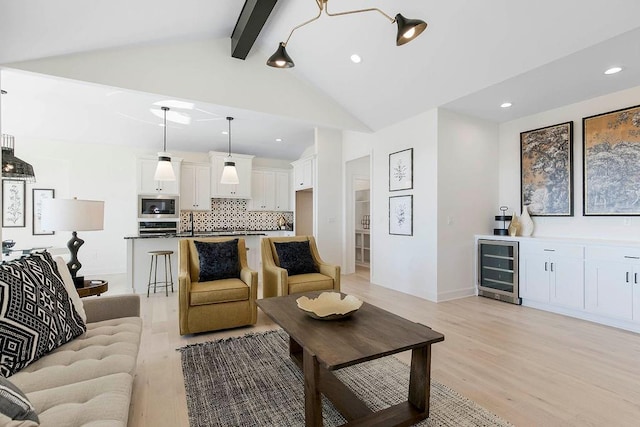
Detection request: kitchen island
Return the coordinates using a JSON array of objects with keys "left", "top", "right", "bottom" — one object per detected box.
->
[{"left": 124, "top": 231, "right": 291, "bottom": 294}]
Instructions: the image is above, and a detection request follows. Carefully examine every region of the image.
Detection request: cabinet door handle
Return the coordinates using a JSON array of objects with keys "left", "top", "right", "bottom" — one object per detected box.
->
[
  {"left": 624, "top": 255, "right": 640, "bottom": 259},
  {"left": 543, "top": 249, "right": 555, "bottom": 252},
  {"left": 544, "top": 262, "right": 548, "bottom": 271},
  {"left": 550, "top": 262, "right": 554, "bottom": 272},
  {"left": 635, "top": 273, "right": 638, "bottom": 284},
  {"left": 626, "top": 272, "right": 630, "bottom": 283}
]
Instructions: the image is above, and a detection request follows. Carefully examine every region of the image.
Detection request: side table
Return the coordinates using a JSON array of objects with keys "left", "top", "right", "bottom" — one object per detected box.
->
[{"left": 77, "top": 279, "right": 109, "bottom": 298}]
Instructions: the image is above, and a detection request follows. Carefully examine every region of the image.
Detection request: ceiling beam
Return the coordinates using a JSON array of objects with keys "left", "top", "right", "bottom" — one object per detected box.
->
[{"left": 231, "top": 0, "right": 278, "bottom": 60}]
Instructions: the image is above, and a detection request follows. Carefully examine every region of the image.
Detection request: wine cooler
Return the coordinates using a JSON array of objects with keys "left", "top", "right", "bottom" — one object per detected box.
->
[{"left": 477, "top": 239, "right": 521, "bottom": 305}]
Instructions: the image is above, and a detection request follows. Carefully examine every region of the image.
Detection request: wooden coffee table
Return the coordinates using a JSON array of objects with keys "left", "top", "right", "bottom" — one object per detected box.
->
[{"left": 257, "top": 292, "right": 445, "bottom": 427}]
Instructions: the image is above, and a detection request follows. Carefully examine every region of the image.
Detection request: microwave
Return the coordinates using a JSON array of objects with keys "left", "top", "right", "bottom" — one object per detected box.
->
[{"left": 138, "top": 195, "right": 179, "bottom": 218}]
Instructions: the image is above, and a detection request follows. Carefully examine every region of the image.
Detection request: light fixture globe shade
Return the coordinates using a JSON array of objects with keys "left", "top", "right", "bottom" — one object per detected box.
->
[
  {"left": 267, "top": 42, "right": 295, "bottom": 68},
  {"left": 221, "top": 160, "right": 239, "bottom": 185},
  {"left": 395, "top": 14, "right": 427, "bottom": 46},
  {"left": 154, "top": 152, "right": 176, "bottom": 181}
]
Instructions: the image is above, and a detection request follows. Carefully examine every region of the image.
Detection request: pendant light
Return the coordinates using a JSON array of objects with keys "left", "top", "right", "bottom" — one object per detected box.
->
[
  {"left": 154, "top": 106, "right": 175, "bottom": 181},
  {"left": 267, "top": 0, "right": 427, "bottom": 68},
  {"left": 220, "top": 117, "right": 239, "bottom": 185},
  {"left": 1, "top": 89, "right": 37, "bottom": 182}
]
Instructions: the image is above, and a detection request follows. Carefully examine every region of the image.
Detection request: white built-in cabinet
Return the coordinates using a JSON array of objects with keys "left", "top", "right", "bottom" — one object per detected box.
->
[
  {"left": 209, "top": 151, "right": 253, "bottom": 199},
  {"left": 137, "top": 158, "right": 181, "bottom": 195},
  {"left": 180, "top": 162, "right": 211, "bottom": 211},
  {"left": 291, "top": 156, "right": 314, "bottom": 190},
  {"left": 519, "top": 242, "right": 584, "bottom": 309},
  {"left": 585, "top": 246, "right": 640, "bottom": 322},
  {"left": 249, "top": 169, "right": 291, "bottom": 211},
  {"left": 477, "top": 235, "right": 640, "bottom": 333}
]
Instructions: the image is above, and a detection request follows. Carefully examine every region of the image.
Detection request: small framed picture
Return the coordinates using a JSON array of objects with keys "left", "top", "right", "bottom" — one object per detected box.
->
[
  {"left": 2, "top": 180, "right": 26, "bottom": 228},
  {"left": 389, "top": 195, "right": 413, "bottom": 236},
  {"left": 389, "top": 148, "right": 413, "bottom": 191},
  {"left": 32, "top": 188, "right": 55, "bottom": 235}
]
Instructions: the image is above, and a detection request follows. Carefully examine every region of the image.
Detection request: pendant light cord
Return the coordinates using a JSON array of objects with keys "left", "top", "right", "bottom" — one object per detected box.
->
[
  {"left": 227, "top": 116, "right": 234, "bottom": 157},
  {"left": 162, "top": 106, "right": 169, "bottom": 151}
]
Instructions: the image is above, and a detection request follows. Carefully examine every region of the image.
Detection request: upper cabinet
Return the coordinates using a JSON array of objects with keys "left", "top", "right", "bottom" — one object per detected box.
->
[
  {"left": 291, "top": 156, "right": 314, "bottom": 190},
  {"left": 209, "top": 151, "right": 253, "bottom": 199},
  {"left": 137, "top": 157, "right": 181, "bottom": 195},
  {"left": 249, "top": 169, "right": 291, "bottom": 212},
  {"left": 180, "top": 162, "right": 211, "bottom": 211}
]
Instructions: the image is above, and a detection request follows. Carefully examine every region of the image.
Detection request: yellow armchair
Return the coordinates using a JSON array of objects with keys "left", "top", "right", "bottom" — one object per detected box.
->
[
  {"left": 179, "top": 237, "right": 257, "bottom": 335},
  {"left": 261, "top": 235, "right": 340, "bottom": 298}
]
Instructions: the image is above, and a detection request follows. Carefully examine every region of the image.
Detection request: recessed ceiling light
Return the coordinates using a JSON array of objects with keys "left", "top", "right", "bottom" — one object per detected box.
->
[
  {"left": 222, "top": 131, "right": 228, "bottom": 135},
  {"left": 500, "top": 102, "right": 512, "bottom": 108},
  {"left": 604, "top": 66, "right": 622, "bottom": 75},
  {"left": 350, "top": 54, "right": 362, "bottom": 64},
  {"left": 275, "top": 138, "right": 283, "bottom": 142}
]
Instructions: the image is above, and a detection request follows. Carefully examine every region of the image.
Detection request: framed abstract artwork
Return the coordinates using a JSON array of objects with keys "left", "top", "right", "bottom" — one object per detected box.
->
[
  {"left": 389, "top": 195, "right": 413, "bottom": 236},
  {"left": 520, "top": 121, "right": 573, "bottom": 216},
  {"left": 583, "top": 104, "right": 640, "bottom": 215},
  {"left": 32, "top": 188, "right": 55, "bottom": 235},
  {"left": 389, "top": 148, "right": 413, "bottom": 191},
  {"left": 2, "top": 180, "right": 26, "bottom": 228}
]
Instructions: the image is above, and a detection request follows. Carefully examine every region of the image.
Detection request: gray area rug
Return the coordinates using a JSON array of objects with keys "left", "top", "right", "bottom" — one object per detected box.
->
[{"left": 179, "top": 329, "right": 513, "bottom": 427}]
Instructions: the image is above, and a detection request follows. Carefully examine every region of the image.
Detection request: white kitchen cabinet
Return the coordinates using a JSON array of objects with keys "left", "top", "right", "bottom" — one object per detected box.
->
[
  {"left": 249, "top": 169, "right": 291, "bottom": 211},
  {"left": 209, "top": 152, "right": 253, "bottom": 198},
  {"left": 250, "top": 170, "right": 276, "bottom": 211},
  {"left": 291, "top": 156, "right": 314, "bottom": 190},
  {"left": 180, "top": 162, "right": 211, "bottom": 211},
  {"left": 585, "top": 246, "right": 640, "bottom": 322},
  {"left": 519, "top": 241, "right": 584, "bottom": 309},
  {"left": 275, "top": 171, "right": 290, "bottom": 211},
  {"left": 137, "top": 158, "right": 181, "bottom": 195}
]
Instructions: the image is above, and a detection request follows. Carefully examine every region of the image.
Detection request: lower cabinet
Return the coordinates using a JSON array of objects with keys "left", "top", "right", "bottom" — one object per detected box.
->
[{"left": 585, "top": 246, "right": 640, "bottom": 322}]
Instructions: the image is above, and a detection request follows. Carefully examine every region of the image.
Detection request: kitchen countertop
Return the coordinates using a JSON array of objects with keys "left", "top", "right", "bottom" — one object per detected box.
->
[{"left": 124, "top": 230, "right": 290, "bottom": 239}]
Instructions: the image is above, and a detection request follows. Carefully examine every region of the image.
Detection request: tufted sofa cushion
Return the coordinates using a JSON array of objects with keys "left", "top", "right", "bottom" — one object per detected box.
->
[{"left": 10, "top": 315, "right": 142, "bottom": 427}]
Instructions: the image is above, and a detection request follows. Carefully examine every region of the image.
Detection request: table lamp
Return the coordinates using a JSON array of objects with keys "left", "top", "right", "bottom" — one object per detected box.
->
[{"left": 41, "top": 198, "right": 104, "bottom": 288}]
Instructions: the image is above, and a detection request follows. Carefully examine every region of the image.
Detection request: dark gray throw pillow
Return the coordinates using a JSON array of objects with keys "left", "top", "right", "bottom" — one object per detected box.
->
[
  {"left": 195, "top": 239, "right": 240, "bottom": 282},
  {"left": 274, "top": 241, "right": 318, "bottom": 276},
  {"left": 0, "top": 251, "right": 86, "bottom": 377},
  {"left": 0, "top": 376, "right": 39, "bottom": 424}
]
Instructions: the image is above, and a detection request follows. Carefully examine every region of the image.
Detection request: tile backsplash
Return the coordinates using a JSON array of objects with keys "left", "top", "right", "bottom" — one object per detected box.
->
[{"left": 180, "top": 198, "right": 293, "bottom": 232}]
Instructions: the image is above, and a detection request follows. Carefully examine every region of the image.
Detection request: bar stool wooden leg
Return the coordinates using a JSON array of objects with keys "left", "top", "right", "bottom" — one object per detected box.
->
[{"left": 168, "top": 253, "right": 174, "bottom": 293}]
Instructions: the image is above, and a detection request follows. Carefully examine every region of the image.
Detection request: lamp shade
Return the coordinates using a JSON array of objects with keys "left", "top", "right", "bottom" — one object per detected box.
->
[
  {"left": 220, "top": 160, "right": 239, "bottom": 185},
  {"left": 395, "top": 14, "right": 428, "bottom": 46},
  {"left": 41, "top": 199, "right": 105, "bottom": 232},
  {"left": 154, "top": 152, "right": 175, "bottom": 181},
  {"left": 267, "top": 42, "right": 295, "bottom": 68}
]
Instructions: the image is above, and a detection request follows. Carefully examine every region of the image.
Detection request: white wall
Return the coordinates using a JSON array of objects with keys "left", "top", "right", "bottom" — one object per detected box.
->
[
  {"left": 314, "top": 128, "right": 343, "bottom": 266},
  {"left": 437, "top": 109, "right": 499, "bottom": 300},
  {"left": 499, "top": 84, "right": 640, "bottom": 240}
]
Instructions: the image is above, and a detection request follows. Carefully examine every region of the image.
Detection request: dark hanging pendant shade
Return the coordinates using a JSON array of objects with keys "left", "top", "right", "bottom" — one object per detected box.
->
[
  {"left": 267, "top": 42, "right": 295, "bottom": 68},
  {"left": 1, "top": 134, "right": 36, "bottom": 183},
  {"left": 395, "top": 13, "right": 428, "bottom": 46}
]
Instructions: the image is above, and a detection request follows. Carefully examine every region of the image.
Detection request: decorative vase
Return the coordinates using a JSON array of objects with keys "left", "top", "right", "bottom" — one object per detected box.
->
[
  {"left": 519, "top": 205, "right": 534, "bottom": 237},
  {"left": 508, "top": 211, "right": 519, "bottom": 237}
]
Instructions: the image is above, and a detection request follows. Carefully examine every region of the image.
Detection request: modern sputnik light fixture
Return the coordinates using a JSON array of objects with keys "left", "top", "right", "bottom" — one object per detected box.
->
[
  {"left": 220, "top": 117, "right": 239, "bottom": 185},
  {"left": 267, "top": 0, "right": 427, "bottom": 68},
  {"left": 154, "top": 106, "right": 176, "bottom": 181}
]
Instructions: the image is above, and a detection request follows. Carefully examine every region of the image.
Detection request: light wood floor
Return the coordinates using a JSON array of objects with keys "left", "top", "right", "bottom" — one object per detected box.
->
[{"left": 126, "top": 272, "right": 640, "bottom": 427}]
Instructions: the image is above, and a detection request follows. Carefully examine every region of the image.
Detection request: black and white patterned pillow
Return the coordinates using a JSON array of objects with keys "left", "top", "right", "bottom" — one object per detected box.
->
[
  {"left": 0, "top": 376, "right": 39, "bottom": 424},
  {"left": 0, "top": 251, "right": 86, "bottom": 377},
  {"left": 273, "top": 241, "right": 318, "bottom": 276}
]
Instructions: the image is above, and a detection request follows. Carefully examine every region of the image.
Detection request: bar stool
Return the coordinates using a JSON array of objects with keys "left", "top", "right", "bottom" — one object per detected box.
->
[{"left": 147, "top": 250, "right": 174, "bottom": 297}]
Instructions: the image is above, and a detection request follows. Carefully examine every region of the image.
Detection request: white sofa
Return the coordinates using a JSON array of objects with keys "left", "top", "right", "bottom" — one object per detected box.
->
[{"left": 0, "top": 252, "right": 143, "bottom": 427}]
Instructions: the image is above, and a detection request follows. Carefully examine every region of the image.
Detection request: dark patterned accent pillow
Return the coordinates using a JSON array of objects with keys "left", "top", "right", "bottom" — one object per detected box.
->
[
  {"left": 273, "top": 241, "right": 318, "bottom": 276},
  {"left": 0, "top": 251, "right": 86, "bottom": 377},
  {"left": 0, "top": 376, "right": 39, "bottom": 424},
  {"left": 195, "top": 239, "right": 240, "bottom": 282}
]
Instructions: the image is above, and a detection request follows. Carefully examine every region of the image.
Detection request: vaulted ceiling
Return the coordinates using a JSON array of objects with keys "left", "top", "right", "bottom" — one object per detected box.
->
[{"left": 1, "top": 0, "right": 640, "bottom": 159}]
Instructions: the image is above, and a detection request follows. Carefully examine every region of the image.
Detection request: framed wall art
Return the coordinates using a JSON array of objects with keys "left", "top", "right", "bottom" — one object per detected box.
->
[
  {"left": 389, "top": 195, "right": 413, "bottom": 236},
  {"left": 32, "top": 188, "right": 55, "bottom": 235},
  {"left": 520, "top": 121, "right": 573, "bottom": 216},
  {"left": 2, "top": 180, "right": 26, "bottom": 228},
  {"left": 389, "top": 148, "right": 413, "bottom": 191},
  {"left": 583, "top": 104, "right": 640, "bottom": 215}
]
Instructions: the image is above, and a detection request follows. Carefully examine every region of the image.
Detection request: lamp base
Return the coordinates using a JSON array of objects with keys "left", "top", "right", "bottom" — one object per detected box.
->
[{"left": 73, "top": 275, "right": 85, "bottom": 289}]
